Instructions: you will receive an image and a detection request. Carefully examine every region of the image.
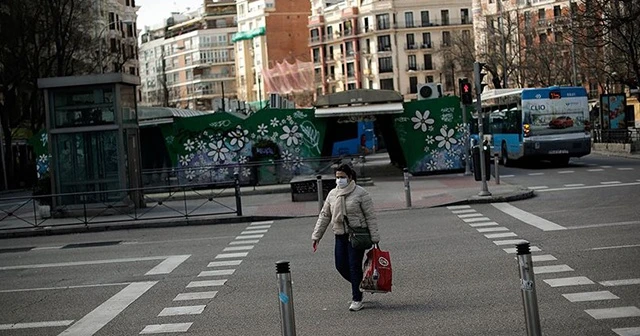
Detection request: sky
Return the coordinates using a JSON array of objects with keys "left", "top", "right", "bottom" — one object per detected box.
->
[{"left": 136, "top": 0, "right": 204, "bottom": 29}]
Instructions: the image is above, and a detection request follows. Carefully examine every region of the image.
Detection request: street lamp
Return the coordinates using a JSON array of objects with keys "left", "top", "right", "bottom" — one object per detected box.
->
[{"left": 569, "top": 0, "right": 578, "bottom": 86}]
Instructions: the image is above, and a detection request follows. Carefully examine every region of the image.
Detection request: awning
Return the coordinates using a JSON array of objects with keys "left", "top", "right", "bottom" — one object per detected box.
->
[{"left": 315, "top": 103, "right": 404, "bottom": 118}]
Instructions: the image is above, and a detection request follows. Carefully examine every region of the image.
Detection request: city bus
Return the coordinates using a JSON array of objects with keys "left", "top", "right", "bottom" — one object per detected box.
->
[{"left": 476, "top": 86, "right": 591, "bottom": 166}]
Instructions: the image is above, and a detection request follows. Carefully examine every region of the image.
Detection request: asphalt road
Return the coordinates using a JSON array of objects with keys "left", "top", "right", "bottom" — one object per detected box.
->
[{"left": 0, "top": 153, "right": 637, "bottom": 336}]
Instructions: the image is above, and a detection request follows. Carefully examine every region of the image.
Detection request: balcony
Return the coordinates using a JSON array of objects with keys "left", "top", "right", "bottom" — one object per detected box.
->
[
  {"left": 441, "top": 41, "right": 452, "bottom": 48},
  {"left": 308, "top": 14, "right": 325, "bottom": 26},
  {"left": 377, "top": 45, "right": 392, "bottom": 53},
  {"left": 404, "top": 43, "right": 419, "bottom": 51},
  {"left": 379, "top": 67, "right": 393, "bottom": 74},
  {"left": 395, "top": 19, "right": 473, "bottom": 29},
  {"left": 309, "top": 36, "right": 322, "bottom": 46},
  {"left": 420, "top": 42, "right": 433, "bottom": 49}
]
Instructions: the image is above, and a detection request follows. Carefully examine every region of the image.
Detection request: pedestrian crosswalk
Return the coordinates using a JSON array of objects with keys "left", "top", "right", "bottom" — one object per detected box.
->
[
  {"left": 447, "top": 205, "right": 640, "bottom": 335},
  {"left": 139, "top": 220, "right": 275, "bottom": 334}
]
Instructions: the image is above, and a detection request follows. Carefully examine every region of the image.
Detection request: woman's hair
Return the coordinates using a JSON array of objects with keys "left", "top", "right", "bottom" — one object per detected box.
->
[{"left": 335, "top": 163, "right": 357, "bottom": 182}]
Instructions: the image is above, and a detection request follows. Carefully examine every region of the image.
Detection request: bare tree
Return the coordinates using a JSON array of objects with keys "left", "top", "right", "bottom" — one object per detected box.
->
[
  {"left": 0, "top": 0, "right": 99, "bottom": 188},
  {"left": 572, "top": 0, "right": 640, "bottom": 89},
  {"left": 476, "top": 9, "right": 523, "bottom": 89},
  {"left": 439, "top": 30, "right": 476, "bottom": 81}
]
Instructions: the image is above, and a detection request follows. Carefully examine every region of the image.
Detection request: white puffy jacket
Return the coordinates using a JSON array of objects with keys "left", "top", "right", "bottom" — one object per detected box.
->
[{"left": 311, "top": 185, "right": 380, "bottom": 243}]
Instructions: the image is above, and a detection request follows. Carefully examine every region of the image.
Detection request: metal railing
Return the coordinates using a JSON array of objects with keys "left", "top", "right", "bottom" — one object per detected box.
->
[
  {"left": 592, "top": 129, "right": 640, "bottom": 144},
  {"left": 0, "top": 180, "right": 242, "bottom": 231}
]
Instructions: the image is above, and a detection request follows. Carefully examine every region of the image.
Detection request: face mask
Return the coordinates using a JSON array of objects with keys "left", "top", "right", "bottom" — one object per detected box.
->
[{"left": 336, "top": 177, "right": 348, "bottom": 188}]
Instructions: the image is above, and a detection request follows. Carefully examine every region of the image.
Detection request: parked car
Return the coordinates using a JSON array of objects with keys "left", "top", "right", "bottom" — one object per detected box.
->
[{"left": 549, "top": 116, "right": 574, "bottom": 129}]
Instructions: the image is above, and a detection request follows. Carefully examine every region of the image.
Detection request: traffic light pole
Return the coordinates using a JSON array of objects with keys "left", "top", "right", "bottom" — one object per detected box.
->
[
  {"left": 461, "top": 102, "right": 471, "bottom": 176},
  {"left": 474, "top": 62, "right": 491, "bottom": 197}
]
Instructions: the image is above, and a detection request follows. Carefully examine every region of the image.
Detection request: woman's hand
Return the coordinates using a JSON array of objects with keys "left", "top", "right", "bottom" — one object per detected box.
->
[{"left": 312, "top": 240, "right": 318, "bottom": 252}]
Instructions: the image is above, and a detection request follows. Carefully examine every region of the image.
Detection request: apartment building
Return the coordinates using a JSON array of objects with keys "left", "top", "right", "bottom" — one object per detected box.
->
[
  {"left": 308, "top": 0, "right": 473, "bottom": 100},
  {"left": 234, "top": 0, "right": 311, "bottom": 102},
  {"left": 95, "top": 0, "right": 140, "bottom": 75},
  {"left": 473, "top": 0, "right": 598, "bottom": 94},
  {"left": 138, "top": 0, "right": 237, "bottom": 110}
]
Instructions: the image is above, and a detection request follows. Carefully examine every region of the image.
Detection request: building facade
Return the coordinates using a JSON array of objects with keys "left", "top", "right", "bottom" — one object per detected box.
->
[
  {"left": 234, "top": 0, "right": 311, "bottom": 102},
  {"left": 473, "top": 0, "right": 602, "bottom": 97},
  {"left": 308, "top": 0, "right": 473, "bottom": 100},
  {"left": 95, "top": 0, "right": 140, "bottom": 75},
  {"left": 138, "top": 0, "right": 237, "bottom": 110}
]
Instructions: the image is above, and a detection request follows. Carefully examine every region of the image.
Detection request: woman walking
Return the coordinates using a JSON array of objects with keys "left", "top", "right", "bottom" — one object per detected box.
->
[{"left": 311, "top": 164, "right": 380, "bottom": 311}]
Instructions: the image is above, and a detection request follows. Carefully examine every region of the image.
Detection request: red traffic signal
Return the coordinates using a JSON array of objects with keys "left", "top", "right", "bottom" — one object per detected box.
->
[{"left": 460, "top": 78, "right": 473, "bottom": 105}]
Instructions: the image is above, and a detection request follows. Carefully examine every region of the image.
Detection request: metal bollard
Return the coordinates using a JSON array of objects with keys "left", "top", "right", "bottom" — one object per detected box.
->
[
  {"left": 516, "top": 242, "right": 541, "bottom": 336},
  {"left": 234, "top": 172, "right": 243, "bottom": 216},
  {"left": 494, "top": 153, "right": 500, "bottom": 185},
  {"left": 403, "top": 168, "right": 412, "bottom": 208},
  {"left": 316, "top": 175, "right": 323, "bottom": 213},
  {"left": 276, "top": 261, "right": 297, "bottom": 336},
  {"left": 359, "top": 155, "right": 365, "bottom": 178}
]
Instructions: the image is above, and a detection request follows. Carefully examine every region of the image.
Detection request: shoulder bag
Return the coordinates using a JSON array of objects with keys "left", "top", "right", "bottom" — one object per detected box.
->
[{"left": 342, "top": 197, "right": 373, "bottom": 250}]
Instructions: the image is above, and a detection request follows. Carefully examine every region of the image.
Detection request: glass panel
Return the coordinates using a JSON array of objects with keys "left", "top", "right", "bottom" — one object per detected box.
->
[
  {"left": 55, "top": 130, "right": 121, "bottom": 204},
  {"left": 52, "top": 87, "right": 115, "bottom": 128},
  {"left": 120, "top": 85, "right": 137, "bottom": 124}
]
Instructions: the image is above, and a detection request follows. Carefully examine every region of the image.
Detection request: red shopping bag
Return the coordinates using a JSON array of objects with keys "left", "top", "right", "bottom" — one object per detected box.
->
[{"left": 360, "top": 244, "right": 392, "bottom": 293}]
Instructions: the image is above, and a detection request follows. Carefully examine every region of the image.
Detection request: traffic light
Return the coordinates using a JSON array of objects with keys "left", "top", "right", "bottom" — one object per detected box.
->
[
  {"left": 459, "top": 78, "right": 473, "bottom": 105},
  {"left": 473, "top": 62, "right": 488, "bottom": 95}
]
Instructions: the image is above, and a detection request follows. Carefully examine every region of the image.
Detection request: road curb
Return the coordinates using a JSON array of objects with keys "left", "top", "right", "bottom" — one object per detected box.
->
[{"left": 433, "top": 189, "right": 536, "bottom": 207}]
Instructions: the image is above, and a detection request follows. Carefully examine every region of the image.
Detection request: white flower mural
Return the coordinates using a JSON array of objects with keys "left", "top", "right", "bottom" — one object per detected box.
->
[
  {"left": 196, "top": 139, "right": 207, "bottom": 151},
  {"left": 282, "top": 150, "right": 293, "bottom": 162},
  {"left": 280, "top": 125, "right": 301, "bottom": 146},
  {"left": 435, "top": 127, "right": 458, "bottom": 150},
  {"left": 425, "top": 135, "right": 435, "bottom": 145},
  {"left": 179, "top": 155, "right": 191, "bottom": 166},
  {"left": 207, "top": 140, "right": 230, "bottom": 162},
  {"left": 185, "top": 170, "right": 196, "bottom": 180},
  {"left": 257, "top": 124, "right": 268, "bottom": 136},
  {"left": 411, "top": 110, "right": 435, "bottom": 132},
  {"left": 242, "top": 167, "right": 251, "bottom": 177},
  {"left": 228, "top": 126, "right": 249, "bottom": 149},
  {"left": 184, "top": 139, "right": 195, "bottom": 152},
  {"left": 270, "top": 118, "right": 279, "bottom": 127}
]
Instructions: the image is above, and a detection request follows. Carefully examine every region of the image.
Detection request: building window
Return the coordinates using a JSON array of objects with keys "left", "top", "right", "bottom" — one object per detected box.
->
[
  {"left": 409, "top": 76, "right": 418, "bottom": 94},
  {"left": 555, "top": 31, "right": 563, "bottom": 43},
  {"left": 424, "top": 54, "right": 433, "bottom": 70},
  {"left": 310, "top": 28, "right": 320, "bottom": 42},
  {"left": 553, "top": 5, "right": 561, "bottom": 17},
  {"left": 524, "top": 11, "right": 531, "bottom": 27},
  {"left": 539, "top": 33, "right": 547, "bottom": 43},
  {"left": 380, "top": 78, "right": 394, "bottom": 90},
  {"left": 376, "top": 14, "right": 390, "bottom": 30},
  {"left": 313, "top": 48, "right": 321, "bottom": 63},
  {"left": 379, "top": 56, "right": 393, "bottom": 73},
  {"left": 406, "top": 33, "right": 415, "bottom": 49},
  {"left": 347, "top": 62, "right": 355, "bottom": 77},
  {"left": 422, "top": 32, "right": 431, "bottom": 48},
  {"left": 442, "top": 31, "right": 451, "bottom": 47},
  {"left": 461, "top": 9, "right": 470, "bottom": 24},
  {"left": 462, "top": 30, "right": 471, "bottom": 41},
  {"left": 407, "top": 55, "right": 417, "bottom": 70},
  {"left": 377, "top": 35, "right": 391, "bottom": 51},
  {"left": 345, "top": 41, "right": 354, "bottom": 56},
  {"left": 421, "top": 11, "right": 430, "bottom": 26},
  {"left": 441, "top": 10, "right": 449, "bottom": 25},
  {"left": 538, "top": 8, "right": 546, "bottom": 21},
  {"left": 426, "top": 75, "right": 434, "bottom": 83},
  {"left": 109, "top": 13, "right": 116, "bottom": 29},
  {"left": 347, "top": 83, "right": 356, "bottom": 90},
  {"left": 404, "top": 12, "right": 414, "bottom": 28}
]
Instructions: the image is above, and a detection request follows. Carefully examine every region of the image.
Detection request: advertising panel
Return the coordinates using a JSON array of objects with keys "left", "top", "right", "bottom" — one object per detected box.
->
[
  {"left": 600, "top": 94, "right": 627, "bottom": 129},
  {"left": 521, "top": 87, "right": 589, "bottom": 136}
]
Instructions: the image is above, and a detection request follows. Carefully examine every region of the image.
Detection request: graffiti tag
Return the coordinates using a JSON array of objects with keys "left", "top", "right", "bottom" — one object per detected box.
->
[{"left": 209, "top": 120, "right": 232, "bottom": 128}]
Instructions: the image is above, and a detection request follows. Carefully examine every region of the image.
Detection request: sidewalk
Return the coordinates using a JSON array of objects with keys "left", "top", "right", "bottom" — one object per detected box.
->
[{"left": 0, "top": 153, "right": 533, "bottom": 238}]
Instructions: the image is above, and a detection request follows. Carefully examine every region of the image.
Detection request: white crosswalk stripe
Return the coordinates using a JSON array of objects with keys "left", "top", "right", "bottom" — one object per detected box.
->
[
  {"left": 562, "top": 291, "right": 619, "bottom": 302},
  {"left": 140, "top": 323, "right": 193, "bottom": 334},
  {"left": 585, "top": 306, "right": 640, "bottom": 319},
  {"left": 613, "top": 327, "right": 640, "bottom": 336},
  {"left": 543, "top": 276, "right": 595, "bottom": 287},
  {"left": 534, "top": 265, "right": 573, "bottom": 274},
  {"left": 158, "top": 305, "right": 206, "bottom": 316}
]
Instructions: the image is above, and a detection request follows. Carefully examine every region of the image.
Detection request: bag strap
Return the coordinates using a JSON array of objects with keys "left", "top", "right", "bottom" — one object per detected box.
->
[{"left": 341, "top": 196, "right": 353, "bottom": 232}]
